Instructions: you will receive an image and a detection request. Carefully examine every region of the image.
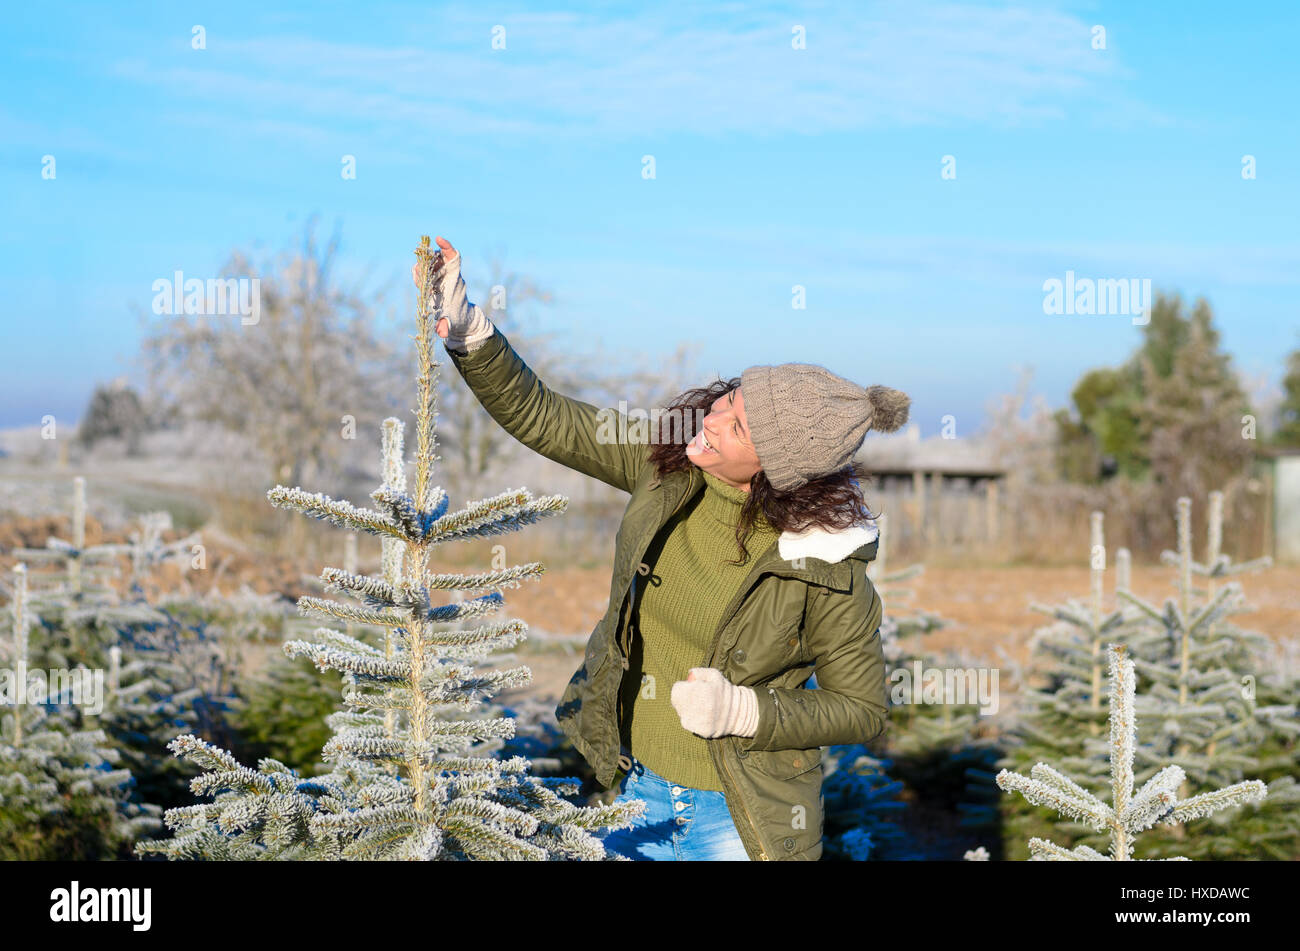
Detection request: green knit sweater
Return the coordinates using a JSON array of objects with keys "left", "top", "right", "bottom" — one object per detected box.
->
[{"left": 617, "top": 468, "right": 781, "bottom": 790}]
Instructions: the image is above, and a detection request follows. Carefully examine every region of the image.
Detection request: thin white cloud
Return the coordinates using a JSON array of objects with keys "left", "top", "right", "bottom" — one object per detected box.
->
[
  {"left": 105, "top": 1, "right": 1161, "bottom": 144},
  {"left": 680, "top": 226, "right": 1300, "bottom": 288}
]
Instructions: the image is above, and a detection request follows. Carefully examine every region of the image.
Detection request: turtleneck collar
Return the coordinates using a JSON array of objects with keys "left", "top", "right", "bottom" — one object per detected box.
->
[{"left": 698, "top": 469, "right": 778, "bottom": 536}]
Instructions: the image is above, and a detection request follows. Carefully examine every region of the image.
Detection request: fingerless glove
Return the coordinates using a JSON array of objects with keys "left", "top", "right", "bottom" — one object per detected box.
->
[{"left": 426, "top": 250, "right": 495, "bottom": 354}]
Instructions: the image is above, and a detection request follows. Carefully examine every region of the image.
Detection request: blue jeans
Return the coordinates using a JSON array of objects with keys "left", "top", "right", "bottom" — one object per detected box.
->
[{"left": 597, "top": 753, "right": 751, "bottom": 861}]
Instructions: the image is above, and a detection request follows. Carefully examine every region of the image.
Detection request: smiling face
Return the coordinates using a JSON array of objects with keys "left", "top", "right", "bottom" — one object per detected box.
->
[{"left": 684, "top": 386, "right": 763, "bottom": 491}]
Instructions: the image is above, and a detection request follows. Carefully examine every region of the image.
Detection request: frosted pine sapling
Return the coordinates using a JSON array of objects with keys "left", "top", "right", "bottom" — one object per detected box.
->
[
  {"left": 139, "top": 235, "right": 643, "bottom": 860},
  {"left": 996, "top": 644, "right": 1266, "bottom": 860},
  {"left": 866, "top": 512, "right": 946, "bottom": 669},
  {"left": 1118, "top": 496, "right": 1278, "bottom": 787},
  {"left": 818, "top": 744, "right": 915, "bottom": 860},
  {"left": 989, "top": 511, "right": 1157, "bottom": 858},
  {"left": 1115, "top": 493, "right": 1298, "bottom": 859},
  {"left": 0, "top": 565, "right": 162, "bottom": 859},
  {"left": 1011, "top": 513, "right": 1151, "bottom": 781},
  {"left": 849, "top": 515, "right": 989, "bottom": 856},
  {"left": 866, "top": 512, "right": 963, "bottom": 746}
]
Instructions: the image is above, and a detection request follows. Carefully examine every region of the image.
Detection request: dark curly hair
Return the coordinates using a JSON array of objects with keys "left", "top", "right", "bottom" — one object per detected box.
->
[{"left": 646, "top": 376, "right": 879, "bottom": 567}]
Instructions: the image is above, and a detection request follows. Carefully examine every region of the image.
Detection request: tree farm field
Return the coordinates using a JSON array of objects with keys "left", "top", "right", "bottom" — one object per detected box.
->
[
  {"left": 2, "top": 464, "right": 1293, "bottom": 713},
  {"left": 487, "top": 559, "right": 1300, "bottom": 709}
]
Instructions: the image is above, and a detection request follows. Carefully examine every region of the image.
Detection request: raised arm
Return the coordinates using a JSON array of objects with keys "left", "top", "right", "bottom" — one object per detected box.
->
[{"left": 429, "top": 241, "right": 650, "bottom": 494}]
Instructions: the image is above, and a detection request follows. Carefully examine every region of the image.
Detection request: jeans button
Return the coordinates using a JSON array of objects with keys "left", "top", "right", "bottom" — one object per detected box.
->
[
  {"left": 671, "top": 786, "right": 682, "bottom": 796},
  {"left": 676, "top": 817, "right": 687, "bottom": 825},
  {"left": 673, "top": 801, "right": 685, "bottom": 812}
]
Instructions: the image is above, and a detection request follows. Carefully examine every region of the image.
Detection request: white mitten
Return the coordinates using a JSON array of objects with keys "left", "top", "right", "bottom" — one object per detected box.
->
[
  {"left": 424, "top": 246, "right": 495, "bottom": 354},
  {"left": 670, "top": 667, "right": 758, "bottom": 739}
]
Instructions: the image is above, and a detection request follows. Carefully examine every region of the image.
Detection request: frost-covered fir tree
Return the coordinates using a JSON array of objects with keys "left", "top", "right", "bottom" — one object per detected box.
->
[
  {"left": 1115, "top": 494, "right": 1298, "bottom": 859},
  {"left": 230, "top": 536, "right": 378, "bottom": 778},
  {"left": 6, "top": 478, "right": 201, "bottom": 673},
  {"left": 858, "top": 513, "right": 999, "bottom": 855},
  {"left": 98, "top": 642, "right": 204, "bottom": 812},
  {"left": 3, "top": 479, "right": 247, "bottom": 824},
  {"left": 988, "top": 511, "right": 1156, "bottom": 858},
  {"left": 996, "top": 644, "right": 1266, "bottom": 860},
  {"left": 11, "top": 477, "right": 122, "bottom": 603},
  {"left": 0, "top": 565, "right": 162, "bottom": 859},
  {"left": 866, "top": 513, "right": 947, "bottom": 672},
  {"left": 122, "top": 510, "right": 202, "bottom": 582},
  {"left": 138, "top": 235, "right": 643, "bottom": 860},
  {"left": 10, "top": 477, "right": 136, "bottom": 660},
  {"left": 1119, "top": 496, "right": 1277, "bottom": 786},
  {"left": 1015, "top": 513, "right": 1152, "bottom": 767},
  {"left": 864, "top": 513, "right": 969, "bottom": 749}
]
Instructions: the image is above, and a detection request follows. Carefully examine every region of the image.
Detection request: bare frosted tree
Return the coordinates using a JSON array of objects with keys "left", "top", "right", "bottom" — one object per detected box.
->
[
  {"left": 432, "top": 248, "right": 705, "bottom": 495},
  {"left": 139, "top": 220, "right": 405, "bottom": 489}
]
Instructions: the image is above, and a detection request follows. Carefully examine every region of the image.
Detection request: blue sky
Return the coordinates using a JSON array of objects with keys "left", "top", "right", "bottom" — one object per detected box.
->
[{"left": 2, "top": 0, "right": 1297, "bottom": 435}]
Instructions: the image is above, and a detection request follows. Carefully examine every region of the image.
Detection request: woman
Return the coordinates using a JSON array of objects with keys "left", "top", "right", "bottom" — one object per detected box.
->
[{"left": 415, "top": 236, "right": 909, "bottom": 861}]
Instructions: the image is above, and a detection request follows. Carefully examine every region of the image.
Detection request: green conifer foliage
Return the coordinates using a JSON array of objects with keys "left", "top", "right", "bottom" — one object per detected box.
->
[
  {"left": 997, "top": 644, "right": 1266, "bottom": 860},
  {"left": 138, "top": 236, "right": 643, "bottom": 860},
  {"left": 1115, "top": 494, "right": 1298, "bottom": 859},
  {"left": 995, "top": 512, "right": 1164, "bottom": 857},
  {"left": 996, "top": 496, "right": 1296, "bottom": 859},
  {"left": 860, "top": 513, "right": 995, "bottom": 857},
  {"left": 0, "top": 565, "right": 162, "bottom": 859}
]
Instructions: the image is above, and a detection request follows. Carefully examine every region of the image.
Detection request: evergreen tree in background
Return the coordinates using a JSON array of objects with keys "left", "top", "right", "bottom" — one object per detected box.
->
[
  {"left": 138, "top": 235, "right": 643, "bottom": 860},
  {"left": 97, "top": 641, "right": 205, "bottom": 814},
  {"left": 993, "top": 498, "right": 1296, "bottom": 859},
  {"left": 991, "top": 512, "right": 1157, "bottom": 858},
  {"left": 76, "top": 378, "right": 150, "bottom": 455},
  {"left": 867, "top": 513, "right": 948, "bottom": 676},
  {"left": 0, "top": 565, "right": 162, "bottom": 859},
  {"left": 1055, "top": 363, "right": 1146, "bottom": 481},
  {"left": 1052, "top": 293, "right": 1252, "bottom": 491},
  {"left": 1139, "top": 303, "right": 1252, "bottom": 500},
  {"left": 11, "top": 477, "right": 135, "bottom": 660},
  {"left": 819, "top": 744, "right": 917, "bottom": 860},
  {"left": 1, "top": 479, "right": 270, "bottom": 842},
  {"left": 1116, "top": 494, "right": 1299, "bottom": 859},
  {"left": 825, "top": 513, "right": 995, "bottom": 859},
  {"left": 997, "top": 644, "right": 1266, "bottom": 860}
]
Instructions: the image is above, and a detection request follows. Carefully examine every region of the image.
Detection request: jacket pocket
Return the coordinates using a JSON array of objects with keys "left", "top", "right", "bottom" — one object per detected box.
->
[
  {"left": 558, "top": 640, "right": 612, "bottom": 722},
  {"left": 580, "top": 641, "right": 613, "bottom": 685},
  {"left": 736, "top": 742, "right": 825, "bottom": 860},
  {"left": 750, "top": 744, "right": 823, "bottom": 781}
]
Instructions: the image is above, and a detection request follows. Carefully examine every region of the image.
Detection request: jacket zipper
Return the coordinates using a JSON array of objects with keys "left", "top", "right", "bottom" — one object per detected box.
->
[
  {"left": 707, "top": 561, "right": 775, "bottom": 862},
  {"left": 715, "top": 734, "right": 769, "bottom": 861}
]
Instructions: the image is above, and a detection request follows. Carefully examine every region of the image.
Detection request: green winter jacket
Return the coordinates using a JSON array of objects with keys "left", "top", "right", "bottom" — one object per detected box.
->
[{"left": 445, "top": 324, "right": 889, "bottom": 861}]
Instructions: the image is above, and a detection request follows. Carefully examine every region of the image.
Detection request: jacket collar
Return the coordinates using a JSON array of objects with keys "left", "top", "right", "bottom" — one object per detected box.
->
[
  {"left": 647, "top": 466, "right": 878, "bottom": 592},
  {"left": 777, "top": 518, "right": 878, "bottom": 565}
]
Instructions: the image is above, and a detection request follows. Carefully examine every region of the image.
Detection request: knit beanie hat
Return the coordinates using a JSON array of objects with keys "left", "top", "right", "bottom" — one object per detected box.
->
[{"left": 739, "top": 363, "right": 911, "bottom": 492}]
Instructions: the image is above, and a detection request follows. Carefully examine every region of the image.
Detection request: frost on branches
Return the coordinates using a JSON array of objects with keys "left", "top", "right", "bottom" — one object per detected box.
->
[
  {"left": 1114, "top": 494, "right": 1299, "bottom": 859},
  {"left": 138, "top": 235, "right": 643, "bottom": 860},
  {"left": 0, "top": 565, "right": 162, "bottom": 860},
  {"left": 996, "top": 644, "right": 1266, "bottom": 860}
]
